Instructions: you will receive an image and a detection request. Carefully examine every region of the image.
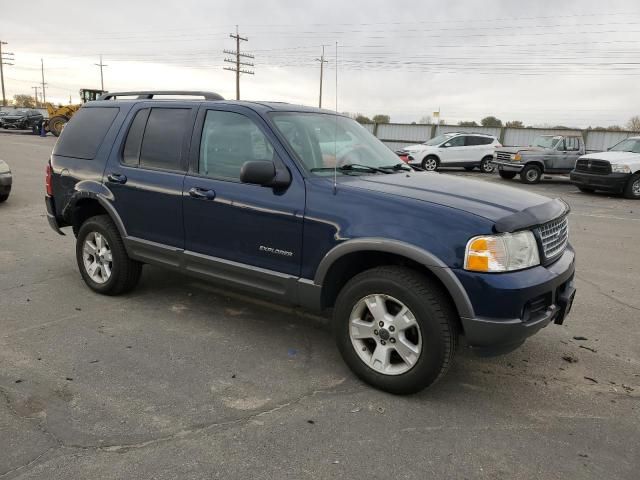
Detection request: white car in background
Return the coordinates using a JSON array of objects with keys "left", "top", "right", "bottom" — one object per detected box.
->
[{"left": 398, "top": 132, "right": 501, "bottom": 173}]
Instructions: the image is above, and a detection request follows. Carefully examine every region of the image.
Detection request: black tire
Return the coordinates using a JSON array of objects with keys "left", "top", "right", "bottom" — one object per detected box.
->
[
  {"left": 48, "top": 116, "right": 68, "bottom": 137},
  {"left": 421, "top": 155, "right": 439, "bottom": 171},
  {"left": 480, "top": 156, "right": 496, "bottom": 173},
  {"left": 333, "top": 266, "right": 458, "bottom": 394},
  {"left": 520, "top": 164, "right": 542, "bottom": 184},
  {"left": 463, "top": 166, "right": 475, "bottom": 171},
  {"left": 577, "top": 186, "right": 595, "bottom": 193},
  {"left": 498, "top": 169, "right": 517, "bottom": 180},
  {"left": 76, "top": 215, "right": 142, "bottom": 295},
  {"left": 623, "top": 173, "right": 640, "bottom": 199},
  {"left": 0, "top": 194, "right": 8, "bottom": 203}
]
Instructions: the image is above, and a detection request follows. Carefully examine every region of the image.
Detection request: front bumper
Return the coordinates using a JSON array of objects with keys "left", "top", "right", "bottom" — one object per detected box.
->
[
  {"left": 569, "top": 171, "right": 630, "bottom": 193},
  {"left": 455, "top": 246, "right": 576, "bottom": 355},
  {"left": 0, "top": 173, "right": 12, "bottom": 195},
  {"left": 492, "top": 160, "right": 524, "bottom": 172}
]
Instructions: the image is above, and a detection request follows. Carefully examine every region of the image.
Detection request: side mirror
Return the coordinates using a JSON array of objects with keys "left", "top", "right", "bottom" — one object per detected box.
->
[
  {"left": 442, "top": 143, "right": 451, "bottom": 148},
  {"left": 240, "top": 161, "right": 290, "bottom": 188}
]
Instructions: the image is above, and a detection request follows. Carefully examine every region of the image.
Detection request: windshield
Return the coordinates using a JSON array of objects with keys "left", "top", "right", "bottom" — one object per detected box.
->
[
  {"left": 271, "top": 113, "right": 405, "bottom": 175},
  {"left": 531, "top": 135, "right": 561, "bottom": 149},
  {"left": 423, "top": 134, "right": 453, "bottom": 146},
  {"left": 609, "top": 138, "right": 640, "bottom": 153}
]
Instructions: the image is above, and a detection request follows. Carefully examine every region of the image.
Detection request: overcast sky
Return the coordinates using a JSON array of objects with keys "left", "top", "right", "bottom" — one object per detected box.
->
[{"left": 2, "top": 0, "right": 640, "bottom": 127}]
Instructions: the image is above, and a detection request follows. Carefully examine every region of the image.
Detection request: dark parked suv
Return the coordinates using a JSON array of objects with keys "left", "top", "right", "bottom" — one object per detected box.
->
[{"left": 45, "top": 91, "right": 576, "bottom": 394}]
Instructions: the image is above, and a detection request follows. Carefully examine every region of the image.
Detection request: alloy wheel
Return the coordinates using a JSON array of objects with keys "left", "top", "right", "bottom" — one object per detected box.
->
[
  {"left": 82, "top": 232, "right": 113, "bottom": 284},
  {"left": 349, "top": 294, "right": 423, "bottom": 375},
  {"left": 422, "top": 158, "right": 437, "bottom": 171}
]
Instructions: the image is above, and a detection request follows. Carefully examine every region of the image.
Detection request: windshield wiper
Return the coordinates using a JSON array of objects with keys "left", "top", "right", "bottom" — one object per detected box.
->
[
  {"left": 310, "top": 164, "right": 389, "bottom": 174},
  {"left": 379, "top": 162, "right": 413, "bottom": 172}
]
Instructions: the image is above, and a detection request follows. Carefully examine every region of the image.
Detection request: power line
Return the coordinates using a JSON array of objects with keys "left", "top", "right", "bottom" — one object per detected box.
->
[{"left": 223, "top": 26, "right": 254, "bottom": 100}]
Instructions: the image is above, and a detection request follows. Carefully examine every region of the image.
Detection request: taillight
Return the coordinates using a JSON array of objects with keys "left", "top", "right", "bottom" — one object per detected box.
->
[{"left": 45, "top": 163, "right": 53, "bottom": 196}]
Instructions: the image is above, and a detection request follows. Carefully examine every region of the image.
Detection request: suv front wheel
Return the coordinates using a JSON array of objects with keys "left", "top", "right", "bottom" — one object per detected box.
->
[
  {"left": 76, "top": 215, "right": 142, "bottom": 295},
  {"left": 333, "top": 266, "right": 457, "bottom": 394}
]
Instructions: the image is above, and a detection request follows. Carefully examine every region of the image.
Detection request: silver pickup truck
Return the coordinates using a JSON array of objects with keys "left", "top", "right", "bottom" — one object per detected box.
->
[{"left": 492, "top": 134, "right": 585, "bottom": 184}]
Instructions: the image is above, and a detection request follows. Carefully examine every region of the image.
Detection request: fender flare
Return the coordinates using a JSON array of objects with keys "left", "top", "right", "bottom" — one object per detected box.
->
[
  {"left": 62, "top": 180, "right": 128, "bottom": 238},
  {"left": 313, "top": 238, "right": 474, "bottom": 319}
]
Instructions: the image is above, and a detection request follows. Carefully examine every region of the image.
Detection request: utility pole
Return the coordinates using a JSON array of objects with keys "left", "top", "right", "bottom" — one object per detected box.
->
[
  {"left": 32, "top": 86, "right": 39, "bottom": 108},
  {"left": 223, "top": 26, "right": 254, "bottom": 100},
  {"left": 94, "top": 55, "right": 107, "bottom": 91},
  {"left": 315, "top": 45, "right": 329, "bottom": 108},
  {"left": 1, "top": 41, "right": 15, "bottom": 107},
  {"left": 40, "top": 58, "right": 47, "bottom": 104}
]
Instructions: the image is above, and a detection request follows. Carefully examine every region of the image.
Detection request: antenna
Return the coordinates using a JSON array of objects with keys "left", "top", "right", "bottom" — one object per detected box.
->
[{"left": 333, "top": 41, "right": 338, "bottom": 194}]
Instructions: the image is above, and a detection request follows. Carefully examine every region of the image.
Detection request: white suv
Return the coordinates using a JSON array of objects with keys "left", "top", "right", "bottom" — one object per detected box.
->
[
  {"left": 398, "top": 132, "right": 501, "bottom": 173},
  {"left": 570, "top": 136, "right": 640, "bottom": 199}
]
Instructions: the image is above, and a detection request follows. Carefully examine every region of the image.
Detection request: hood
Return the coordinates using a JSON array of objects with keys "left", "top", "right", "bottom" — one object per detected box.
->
[
  {"left": 402, "top": 144, "right": 430, "bottom": 152},
  {"left": 340, "top": 172, "right": 551, "bottom": 224},
  {"left": 496, "top": 146, "right": 548, "bottom": 154},
  {"left": 580, "top": 151, "right": 640, "bottom": 164},
  {"left": 2, "top": 114, "right": 28, "bottom": 120}
]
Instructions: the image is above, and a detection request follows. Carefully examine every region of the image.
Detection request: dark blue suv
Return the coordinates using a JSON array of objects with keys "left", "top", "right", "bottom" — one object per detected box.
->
[{"left": 45, "top": 91, "right": 576, "bottom": 394}]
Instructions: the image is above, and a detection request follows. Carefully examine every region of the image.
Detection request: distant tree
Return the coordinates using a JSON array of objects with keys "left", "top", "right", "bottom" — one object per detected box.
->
[
  {"left": 458, "top": 120, "right": 478, "bottom": 127},
  {"left": 480, "top": 116, "right": 503, "bottom": 127},
  {"left": 626, "top": 116, "right": 640, "bottom": 132},
  {"left": 552, "top": 125, "right": 570, "bottom": 129},
  {"left": 606, "top": 125, "right": 622, "bottom": 131},
  {"left": 12, "top": 94, "right": 36, "bottom": 108},
  {"left": 372, "top": 114, "right": 390, "bottom": 124},
  {"left": 505, "top": 120, "right": 524, "bottom": 128},
  {"left": 354, "top": 114, "right": 372, "bottom": 124},
  {"left": 438, "top": 119, "right": 446, "bottom": 125},
  {"left": 419, "top": 115, "right": 432, "bottom": 124}
]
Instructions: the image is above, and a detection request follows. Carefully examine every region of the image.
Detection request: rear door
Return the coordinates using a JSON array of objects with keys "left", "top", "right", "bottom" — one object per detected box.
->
[{"left": 104, "top": 104, "right": 196, "bottom": 249}]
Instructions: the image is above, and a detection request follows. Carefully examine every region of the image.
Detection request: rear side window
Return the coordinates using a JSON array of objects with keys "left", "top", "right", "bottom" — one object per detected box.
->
[
  {"left": 53, "top": 107, "right": 119, "bottom": 160},
  {"left": 122, "top": 109, "right": 150, "bottom": 166},
  {"left": 139, "top": 108, "right": 189, "bottom": 171}
]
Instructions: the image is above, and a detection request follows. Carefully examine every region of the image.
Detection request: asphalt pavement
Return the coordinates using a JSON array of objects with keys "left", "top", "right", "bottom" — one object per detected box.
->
[{"left": 0, "top": 130, "right": 638, "bottom": 479}]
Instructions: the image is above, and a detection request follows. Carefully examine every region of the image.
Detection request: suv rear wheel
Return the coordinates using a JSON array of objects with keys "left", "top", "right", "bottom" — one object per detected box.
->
[
  {"left": 76, "top": 215, "right": 142, "bottom": 295},
  {"left": 333, "top": 266, "right": 457, "bottom": 394},
  {"left": 480, "top": 156, "right": 495, "bottom": 173},
  {"left": 520, "top": 164, "right": 542, "bottom": 184}
]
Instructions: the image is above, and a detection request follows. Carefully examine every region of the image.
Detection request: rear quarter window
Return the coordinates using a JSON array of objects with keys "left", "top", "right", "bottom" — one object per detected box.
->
[{"left": 52, "top": 107, "right": 119, "bottom": 160}]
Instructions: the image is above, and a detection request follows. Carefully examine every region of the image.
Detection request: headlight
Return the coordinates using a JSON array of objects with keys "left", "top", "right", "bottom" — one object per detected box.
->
[
  {"left": 611, "top": 164, "right": 631, "bottom": 174},
  {"left": 510, "top": 153, "right": 522, "bottom": 161},
  {"left": 465, "top": 231, "right": 540, "bottom": 272},
  {"left": 0, "top": 161, "right": 9, "bottom": 174}
]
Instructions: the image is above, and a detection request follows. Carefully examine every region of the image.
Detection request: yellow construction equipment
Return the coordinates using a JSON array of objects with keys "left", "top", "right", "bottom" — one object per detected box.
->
[{"left": 45, "top": 89, "right": 105, "bottom": 136}]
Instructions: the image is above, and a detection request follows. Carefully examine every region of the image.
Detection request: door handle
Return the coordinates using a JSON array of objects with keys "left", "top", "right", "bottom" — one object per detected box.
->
[
  {"left": 188, "top": 187, "right": 216, "bottom": 200},
  {"left": 107, "top": 173, "right": 127, "bottom": 184}
]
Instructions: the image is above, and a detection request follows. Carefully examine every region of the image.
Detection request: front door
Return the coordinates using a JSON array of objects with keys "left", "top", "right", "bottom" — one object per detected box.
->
[
  {"left": 438, "top": 135, "right": 466, "bottom": 165},
  {"left": 182, "top": 106, "right": 304, "bottom": 277},
  {"left": 553, "top": 136, "right": 582, "bottom": 171}
]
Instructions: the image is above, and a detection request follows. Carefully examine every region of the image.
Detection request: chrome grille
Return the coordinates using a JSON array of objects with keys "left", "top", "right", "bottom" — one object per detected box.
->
[
  {"left": 496, "top": 152, "right": 512, "bottom": 162},
  {"left": 538, "top": 216, "right": 569, "bottom": 261}
]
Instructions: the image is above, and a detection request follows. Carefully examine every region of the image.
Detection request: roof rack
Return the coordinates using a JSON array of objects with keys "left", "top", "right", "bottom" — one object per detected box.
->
[{"left": 98, "top": 91, "right": 224, "bottom": 101}]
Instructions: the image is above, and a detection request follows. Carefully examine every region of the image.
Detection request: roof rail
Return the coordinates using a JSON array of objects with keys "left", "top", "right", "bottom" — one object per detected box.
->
[{"left": 98, "top": 91, "right": 224, "bottom": 101}]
